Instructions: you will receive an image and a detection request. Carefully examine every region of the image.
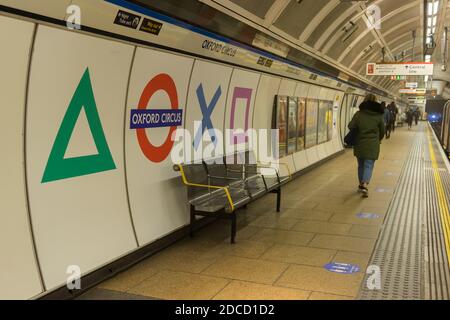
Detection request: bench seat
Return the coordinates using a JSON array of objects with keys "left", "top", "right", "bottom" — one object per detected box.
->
[{"left": 174, "top": 150, "right": 291, "bottom": 243}]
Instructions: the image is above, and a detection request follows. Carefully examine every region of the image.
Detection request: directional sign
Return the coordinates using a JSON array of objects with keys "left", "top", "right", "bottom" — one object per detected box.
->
[
  {"left": 406, "top": 82, "right": 418, "bottom": 88},
  {"left": 399, "top": 88, "right": 426, "bottom": 95},
  {"left": 367, "top": 62, "right": 434, "bottom": 76},
  {"left": 407, "top": 97, "right": 426, "bottom": 104},
  {"left": 324, "top": 262, "right": 361, "bottom": 275}
]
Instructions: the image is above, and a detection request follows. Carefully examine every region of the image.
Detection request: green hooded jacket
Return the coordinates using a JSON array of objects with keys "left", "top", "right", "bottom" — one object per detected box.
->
[{"left": 348, "top": 106, "right": 385, "bottom": 160}]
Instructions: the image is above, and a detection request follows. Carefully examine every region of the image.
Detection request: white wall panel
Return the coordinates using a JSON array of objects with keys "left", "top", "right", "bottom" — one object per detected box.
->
[
  {"left": 125, "top": 47, "right": 194, "bottom": 245},
  {"left": 26, "top": 25, "right": 137, "bottom": 290},
  {"left": 279, "top": 155, "right": 296, "bottom": 176},
  {"left": 319, "top": 87, "right": 331, "bottom": 100},
  {"left": 252, "top": 74, "right": 281, "bottom": 163},
  {"left": 294, "top": 82, "right": 310, "bottom": 98},
  {"left": 1, "top": 0, "right": 71, "bottom": 20},
  {"left": 184, "top": 60, "right": 232, "bottom": 161},
  {"left": 0, "top": 15, "right": 43, "bottom": 300},
  {"left": 292, "top": 151, "right": 308, "bottom": 172},
  {"left": 278, "top": 79, "right": 297, "bottom": 96},
  {"left": 224, "top": 68, "right": 260, "bottom": 153},
  {"left": 317, "top": 144, "right": 327, "bottom": 160},
  {"left": 253, "top": 75, "right": 281, "bottom": 131},
  {"left": 307, "top": 85, "right": 320, "bottom": 99},
  {"left": 332, "top": 91, "right": 344, "bottom": 152},
  {"left": 306, "top": 145, "right": 320, "bottom": 164}
]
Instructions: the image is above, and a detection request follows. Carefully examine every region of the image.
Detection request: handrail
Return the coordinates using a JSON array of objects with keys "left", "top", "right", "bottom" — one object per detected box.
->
[{"left": 175, "top": 164, "right": 235, "bottom": 212}]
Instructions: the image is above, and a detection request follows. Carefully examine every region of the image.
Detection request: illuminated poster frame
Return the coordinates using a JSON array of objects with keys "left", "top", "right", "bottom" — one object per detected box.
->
[
  {"left": 297, "top": 97, "right": 306, "bottom": 151},
  {"left": 287, "top": 97, "right": 298, "bottom": 155},
  {"left": 327, "top": 101, "right": 334, "bottom": 142},
  {"left": 273, "top": 95, "right": 288, "bottom": 158},
  {"left": 317, "top": 100, "right": 329, "bottom": 144},
  {"left": 305, "top": 98, "right": 319, "bottom": 148}
]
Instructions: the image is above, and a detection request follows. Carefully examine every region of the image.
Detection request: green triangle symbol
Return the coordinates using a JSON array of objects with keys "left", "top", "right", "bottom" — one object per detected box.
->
[{"left": 42, "top": 68, "right": 116, "bottom": 183}]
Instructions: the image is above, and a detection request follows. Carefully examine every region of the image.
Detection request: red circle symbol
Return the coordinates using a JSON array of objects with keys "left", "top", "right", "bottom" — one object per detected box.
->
[{"left": 137, "top": 73, "right": 179, "bottom": 163}]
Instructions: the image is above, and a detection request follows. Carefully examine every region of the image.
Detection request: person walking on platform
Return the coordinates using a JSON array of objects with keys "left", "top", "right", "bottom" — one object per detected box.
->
[
  {"left": 389, "top": 102, "right": 398, "bottom": 132},
  {"left": 406, "top": 108, "right": 414, "bottom": 130},
  {"left": 414, "top": 109, "right": 420, "bottom": 125},
  {"left": 348, "top": 96, "right": 385, "bottom": 198},
  {"left": 382, "top": 102, "right": 391, "bottom": 139},
  {"left": 359, "top": 94, "right": 379, "bottom": 111}
]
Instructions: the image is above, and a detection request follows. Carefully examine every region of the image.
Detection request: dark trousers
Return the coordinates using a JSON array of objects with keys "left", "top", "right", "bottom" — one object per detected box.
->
[{"left": 385, "top": 122, "right": 391, "bottom": 138}]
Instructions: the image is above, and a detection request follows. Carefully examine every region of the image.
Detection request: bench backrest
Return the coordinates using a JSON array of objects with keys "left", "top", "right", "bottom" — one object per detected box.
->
[
  {"left": 175, "top": 150, "right": 262, "bottom": 202},
  {"left": 176, "top": 163, "right": 212, "bottom": 201}
]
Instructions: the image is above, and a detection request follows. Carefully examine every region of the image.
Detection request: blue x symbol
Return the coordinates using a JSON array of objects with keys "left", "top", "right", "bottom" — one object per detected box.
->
[{"left": 193, "top": 84, "right": 221, "bottom": 150}]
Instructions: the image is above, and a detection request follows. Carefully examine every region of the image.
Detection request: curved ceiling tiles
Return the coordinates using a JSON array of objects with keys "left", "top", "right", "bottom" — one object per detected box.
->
[{"left": 226, "top": 0, "right": 432, "bottom": 93}]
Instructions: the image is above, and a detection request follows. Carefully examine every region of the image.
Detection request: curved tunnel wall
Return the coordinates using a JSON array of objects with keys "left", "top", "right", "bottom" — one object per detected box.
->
[{"left": 0, "top": 8, "right": 376, "bottom": 299}]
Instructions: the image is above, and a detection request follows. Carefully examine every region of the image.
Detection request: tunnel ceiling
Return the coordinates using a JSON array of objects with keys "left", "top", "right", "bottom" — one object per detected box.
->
[{"left": 207, "top": 0, "right": 449, "bottom": 96}]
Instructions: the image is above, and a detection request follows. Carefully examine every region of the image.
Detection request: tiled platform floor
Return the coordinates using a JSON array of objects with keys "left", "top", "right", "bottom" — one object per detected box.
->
[{"left": 85, "top": 124, "right": 420, "bottom": 300}]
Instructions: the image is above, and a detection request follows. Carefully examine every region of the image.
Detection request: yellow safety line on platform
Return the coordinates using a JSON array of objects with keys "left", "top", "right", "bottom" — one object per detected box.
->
[
  {"left": 177, "top": 164, "right": 235, "bottom": 212},
  {"left": 427, "top": 128, "right": 450, "bottom": 266}
]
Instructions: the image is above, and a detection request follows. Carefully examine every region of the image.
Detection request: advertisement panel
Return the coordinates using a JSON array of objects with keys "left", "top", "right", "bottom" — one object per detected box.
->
[
  {"left": 26, "top": 25, "right": 137, "bottom": 289},
  {"left": 297, "top": 98, "right": 306, "bottom": 151},
  {"left": 224, "top": 69, "right": 260, "bottom": 152},
  {"left": 125, "top": 47, "right": 194, "bottom": 245},
  {"left": 0, "top": 15, "right": 43, "bottom": 299},
  {"left": 274, "top": 96, "right": 288, "bottom": 158},
  {"left": 327, "top": 101, "right": 334, "bottom": 141},
  {"left": 317, "top": 100, "right": 329, "bottom": 144},
  {"left": 184, "top": 60, "right": 233, "bottom": 162},
  {"left": 305, "top": 99, "right": 319, "bottom": 148},
  {"left": 287, "top": 97, "right": 298, "bottom": 154}
]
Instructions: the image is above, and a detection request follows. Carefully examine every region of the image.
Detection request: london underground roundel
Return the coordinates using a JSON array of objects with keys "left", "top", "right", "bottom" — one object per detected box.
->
[{"left": 137, "top": 73, "right": 179, "bottom": 163}]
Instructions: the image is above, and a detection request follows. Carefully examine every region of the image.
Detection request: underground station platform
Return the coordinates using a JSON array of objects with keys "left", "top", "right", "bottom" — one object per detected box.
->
[
  {"left": 78, "top": 123, "right": 450, "bottom": 301},
  {"left": 3, "top": 1, "right": 450, "bottom": 311}
]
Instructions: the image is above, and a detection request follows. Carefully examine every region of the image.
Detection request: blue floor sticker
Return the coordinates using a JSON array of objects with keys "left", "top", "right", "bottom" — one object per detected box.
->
[
  {"left": 324, "top": 262, "right": 360, "bottom": 274},
  {"left": 375, "top": 187, "right": 393, "bottom": 193},
  {"left": 357, "top": 212, "right": 380, "bottom": 219}
]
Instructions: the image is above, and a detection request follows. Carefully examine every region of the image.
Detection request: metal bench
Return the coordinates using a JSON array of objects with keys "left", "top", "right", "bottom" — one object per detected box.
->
[{"left": 173, "top": 150, "right": 291, "bottom": 243}]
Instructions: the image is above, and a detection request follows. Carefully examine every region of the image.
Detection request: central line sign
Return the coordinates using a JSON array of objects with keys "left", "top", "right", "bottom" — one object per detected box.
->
[{"left": 366, "top": 62, "right": 434, "bottom": 76}]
